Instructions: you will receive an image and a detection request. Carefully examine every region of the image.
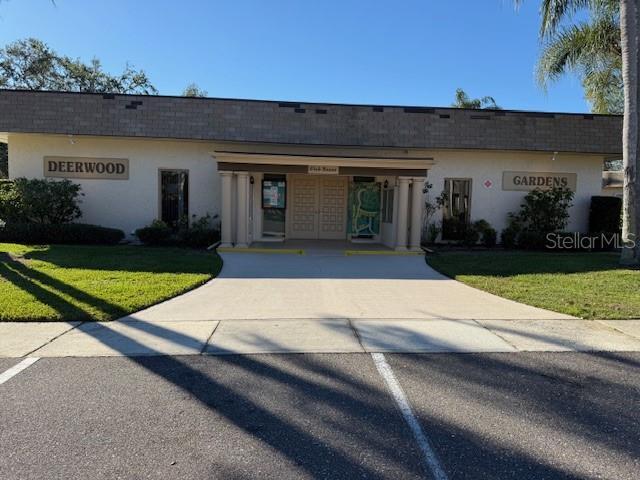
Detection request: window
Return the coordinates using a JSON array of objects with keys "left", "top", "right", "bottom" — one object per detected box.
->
[
  {"left": 442, "top": 178, "right": 471, "bottom": 240},
  {"left": 262, "top": 174, "right": 286, "bottom": 238},
  {"left": 382, "top": 187, "right": 394, "bottom": 223},
  {"left": 160, "top": 170, "right": 188, "bottom": 229}
]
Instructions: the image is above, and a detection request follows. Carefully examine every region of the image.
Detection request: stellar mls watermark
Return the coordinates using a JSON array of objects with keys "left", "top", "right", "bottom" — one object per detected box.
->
[{"left": 546, "top": 232, "right": 636, "bottom": 250}]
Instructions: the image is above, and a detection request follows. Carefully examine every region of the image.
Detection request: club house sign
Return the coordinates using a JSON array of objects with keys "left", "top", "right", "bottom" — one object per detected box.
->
[
  {"left": 44, "top": 156, "right": 129, "bottom": 180},
  {"left": 502, "top": 171, "right": 577, "bottom": 191}
]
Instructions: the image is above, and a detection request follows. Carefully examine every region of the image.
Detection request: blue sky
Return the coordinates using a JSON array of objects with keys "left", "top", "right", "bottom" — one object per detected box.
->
[{"left": 0, "top": 0, "right": 589, "bottom": 112}]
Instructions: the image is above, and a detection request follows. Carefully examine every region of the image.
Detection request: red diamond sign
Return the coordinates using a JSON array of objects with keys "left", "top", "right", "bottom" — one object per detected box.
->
[{"left": 483, "top": 179, "right": 493, "bottom": 189}]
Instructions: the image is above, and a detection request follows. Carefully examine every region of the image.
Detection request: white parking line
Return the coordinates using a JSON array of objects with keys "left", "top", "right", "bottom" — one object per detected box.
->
[
  {"left": 0, "top": 357, "right": 40, "bottom": 385},
  {"left": 371, "top": 352, "right": 448, "bottom": 480}
]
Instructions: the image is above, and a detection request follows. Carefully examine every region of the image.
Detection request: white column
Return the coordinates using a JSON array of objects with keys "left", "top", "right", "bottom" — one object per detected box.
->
[
  {"left": 395, "top": 177, "right": 411, "bottom": 251},
  {"left": 235, "top": 171, "right": 249, "bottom": 248},
  {"left": 219, "top": 171, "right": 234, "bottom": 247},
  {"left": 409, "top": 177, "right": 425, "bottom": 251}
]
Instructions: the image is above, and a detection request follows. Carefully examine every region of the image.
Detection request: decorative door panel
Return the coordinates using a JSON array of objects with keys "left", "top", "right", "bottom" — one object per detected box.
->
[
  {"left": 289, "top": 176, "right": 319, "bottom": 239},
  {"left": 318, "top": 176, "right": 347, "bottom": 239},
  {"left": 348, "top": 181, "right": 381, "bottom": 237}
]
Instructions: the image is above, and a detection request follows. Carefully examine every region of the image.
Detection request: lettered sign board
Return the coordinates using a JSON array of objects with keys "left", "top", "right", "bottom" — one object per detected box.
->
[
  {"left": 44, "top": 156, "right": 129, "bottom": 180},
  {"left": 502, "top": 171, "right": 577, "bottom": 192}
]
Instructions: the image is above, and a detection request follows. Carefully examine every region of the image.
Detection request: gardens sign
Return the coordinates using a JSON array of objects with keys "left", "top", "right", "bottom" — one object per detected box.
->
[
  {"left": 44, "top": 156, "right": 129, "bottom": 180},
  {"left": 502, "top": 171, "right": 576, "bottom": 192}
]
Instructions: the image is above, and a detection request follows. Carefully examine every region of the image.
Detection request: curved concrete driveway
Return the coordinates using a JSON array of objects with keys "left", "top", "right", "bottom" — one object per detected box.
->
[{"left": 125, "top": 252, "right": 574, "bottom": 322}]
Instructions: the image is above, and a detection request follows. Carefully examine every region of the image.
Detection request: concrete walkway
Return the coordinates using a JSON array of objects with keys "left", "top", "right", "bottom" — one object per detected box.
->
[
  {"left": 2, "top": 318, "right": 640, "bottom": 357},
  {"left": 122, "top": 252, "right": 576, "bottom": 322},
  {"left": 2, "top": 251, "right": 640, "bottom": 357}
]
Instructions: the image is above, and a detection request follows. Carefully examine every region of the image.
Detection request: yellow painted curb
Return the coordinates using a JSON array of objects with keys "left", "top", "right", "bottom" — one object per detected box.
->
[
  {"left": 217, "top": 247, "right": 305, "bottom": 255},
  {"left": 344, "top": 250, "right": 424, "bottom": 256}
]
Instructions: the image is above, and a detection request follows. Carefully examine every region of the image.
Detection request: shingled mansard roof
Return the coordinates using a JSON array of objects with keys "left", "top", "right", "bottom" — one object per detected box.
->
[{"left": 0, "top": 89, "right": 622, "bottom": 154}]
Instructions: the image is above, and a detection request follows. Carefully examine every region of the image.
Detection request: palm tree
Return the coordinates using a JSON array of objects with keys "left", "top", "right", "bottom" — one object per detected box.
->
[
  {"left": 452, "top": 88, "right": 501, "bottom": 109},
  {"left": 619, "top": 0, "right": 639, "bottom": 265},
  {"left": 521, "top": 0, "right": 639, "bottom": 264},
  {"left": 536, "top": 2, "right": 622, "bottom": 113}
]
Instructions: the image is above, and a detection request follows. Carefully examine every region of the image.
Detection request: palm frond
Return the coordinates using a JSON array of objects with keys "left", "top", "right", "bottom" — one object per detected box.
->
[
  {"left": 583, "top": 66, "right": 623, "bottom": 113},
  {"left": 536, "top": 13, "right": 620, "bottom": 86},
  {"left": 531, "top": 0, "right": 618, "bottom": 37}
]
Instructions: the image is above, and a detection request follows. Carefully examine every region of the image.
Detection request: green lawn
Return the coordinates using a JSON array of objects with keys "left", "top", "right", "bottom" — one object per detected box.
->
[
  {"left": 427, "top": 251, "right": 640, "bottom": 320},
  {"left": 0, "top": 243, "right": 223, "bottom": 322}
]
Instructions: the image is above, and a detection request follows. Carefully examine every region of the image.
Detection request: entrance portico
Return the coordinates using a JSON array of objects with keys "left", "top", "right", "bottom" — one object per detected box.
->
[{"left": 213, "top": 143, "right": 434, "bottom": 251}]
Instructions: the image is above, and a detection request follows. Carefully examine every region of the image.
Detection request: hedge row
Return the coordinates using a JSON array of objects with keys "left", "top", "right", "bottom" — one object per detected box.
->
[
  {"left": 0, "top": 223, "right": 125, "bottom": 245},
  {"left": 135, "top": 223, "right": 220, "bottom": 247}
]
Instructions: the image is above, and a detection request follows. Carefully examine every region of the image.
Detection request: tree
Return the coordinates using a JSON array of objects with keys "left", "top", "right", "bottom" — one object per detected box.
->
[
  {"left": 0, "top": 38, "right": 157, "bottom": 94},
  {"left": 452, "top": 88, "right": 501, "bottom": 109},
  {"left": 619, "top": 0, "right": 640, "bottom": 264},
  {"left": 523, "top": 0, "right": 639, "bottom": 264},
  {"left": 182, "top": 83, "right": 207, "bottom": 97},
  {"left": 536, "top": 1, "right": 623, "bottom": 113}
]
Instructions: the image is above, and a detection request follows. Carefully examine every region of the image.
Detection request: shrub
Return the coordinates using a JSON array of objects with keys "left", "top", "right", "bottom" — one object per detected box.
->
[
  {"left": 501, "top": 215, "right": 521, "bottom": 249},
  {"left": 462, "top": 224, "right": 480, "bottom": 247},
  {"left": 516, "top": 187, "right": 574, "bottom": 233},
  {"left": 589, "top": 196, "right": 622, "bottom": 234},
  {"left": 0, "top": 179, "right": 21, "bottom": 223},
  {"left": 135, "top": 220, "right": 172, "bottom": 246},
  {"left": 425, "top": 222, "right": 441, "bottom": 244},
  {"left": 136, "top": 214, "right": 220, "bottom": 248},
  {"left": 473, "top": 219, "right": 491, "bottom": 232},
  {"left": 501, "top": 227, "right": 518, "bottom": 249},
  {"left": 179, "top": 229, "right": 220, "bottom": 248},
  {"left": 481, "top": 227, "right": 497, "bottom": 248},
  {"left": 423, "top": 181, "right": 447, "bottom": 237},
  {"left": 502, "top": 187, "right": 575, "bottom": 250},
  {"left": 517, "top": 230, "right": 548, "bottom": 250},
  {"left": 0, "top": 178, "right": 83, "bottom": 224},
  {"left": 0, "top": 223, "right": 124, "bottom": 245},
  {"left": 178, "top": 214, "right": 220, "bottom": 248},
  {"left": 473, "top": 219, "right": 497, "bottom": 248},
  {"left": 442, "top": 217, "right": 468, "bottom": 241}
]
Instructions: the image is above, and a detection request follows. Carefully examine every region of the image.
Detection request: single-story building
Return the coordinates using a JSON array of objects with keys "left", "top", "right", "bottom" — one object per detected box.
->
[{"left": 0, "top": 89, "right": 623, "bottom": 250}]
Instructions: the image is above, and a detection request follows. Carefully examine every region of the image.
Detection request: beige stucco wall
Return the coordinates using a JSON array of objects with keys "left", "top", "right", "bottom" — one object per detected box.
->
[
  {"left": 8, "top": 134, "right": 219, "bottom": 236},
  {"left": 427, "top": 150, "right": 606, "bottom": 235},
  {"left": 7, "top": 133, "right": 606, "bottom": 241}
]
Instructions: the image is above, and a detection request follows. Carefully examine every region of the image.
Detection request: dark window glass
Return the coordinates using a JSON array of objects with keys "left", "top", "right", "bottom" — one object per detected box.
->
[
  {"left": 353, "top": 176, "right": 376, "bottom": 183},
  {"left": 442, "top": 178, "right": 471, "bottom": 240},
  {"left": 160, "top": 170, "right": 189, "bottom": 229},
  {"left": 382, "top": 188, "right": 394, "bottom": 223}
]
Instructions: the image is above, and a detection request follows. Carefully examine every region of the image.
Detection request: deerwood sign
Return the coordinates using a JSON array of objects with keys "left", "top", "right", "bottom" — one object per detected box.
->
[{"left": 44, "top": 156, "right": 129, "bottom": 180}]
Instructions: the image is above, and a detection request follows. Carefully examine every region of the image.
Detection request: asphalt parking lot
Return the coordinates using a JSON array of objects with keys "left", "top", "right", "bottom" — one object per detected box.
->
[{"left": 1, "top": 352, "right": 639, "bottom": 480}]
